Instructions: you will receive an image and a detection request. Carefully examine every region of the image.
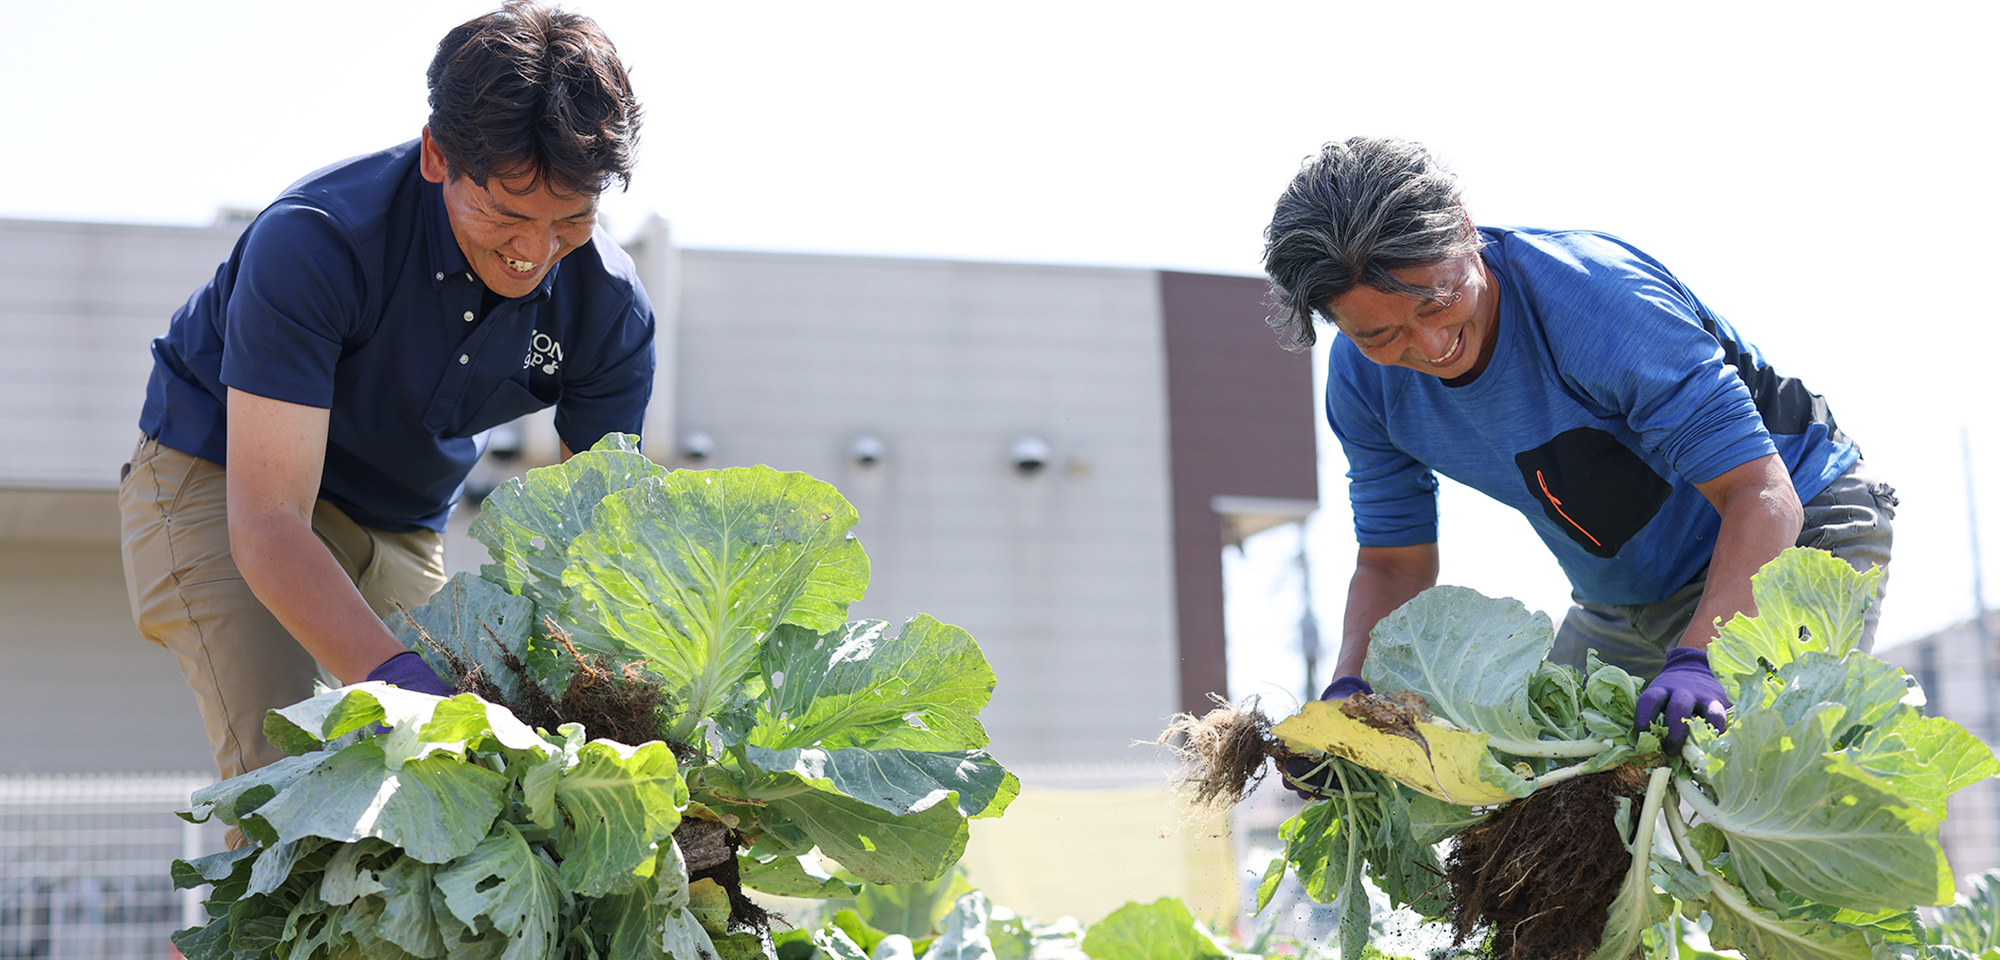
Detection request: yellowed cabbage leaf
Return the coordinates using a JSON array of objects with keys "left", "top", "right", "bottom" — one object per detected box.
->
[{"left": 1272, "top": 700, "right": 1515, "bottom": 806}]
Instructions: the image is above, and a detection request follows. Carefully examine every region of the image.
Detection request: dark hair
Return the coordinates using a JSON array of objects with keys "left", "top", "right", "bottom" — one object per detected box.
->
[
  {"left": 1261, "top": 137, "right": 1482, "bottom": 351},
  {"left": 426, "top": 1, "right": 642, "bottom": 197}
]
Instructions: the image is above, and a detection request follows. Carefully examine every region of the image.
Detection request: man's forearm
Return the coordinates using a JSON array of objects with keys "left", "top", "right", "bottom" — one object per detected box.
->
[
  {"left": 231, "top": 511, "right": 409, "bottom": 684},
  {"left": 1678, "top": 455, "right": 1804, "bottom": 650},
  {"left": 1336, "top": 544, "right": 1440, "bottom": 678}
]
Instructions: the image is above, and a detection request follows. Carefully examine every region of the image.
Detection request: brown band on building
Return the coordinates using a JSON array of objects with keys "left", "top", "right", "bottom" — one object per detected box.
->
[{"left": 1159, "top": 271, "right": 1319, "bottom": 717}]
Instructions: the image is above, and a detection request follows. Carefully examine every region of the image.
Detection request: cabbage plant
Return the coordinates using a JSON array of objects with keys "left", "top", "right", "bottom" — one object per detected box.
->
[
  {"left": 1181, "top": 548, "right": 1997, "bottom": 960},
  {"left": 171, "top": 435, "right": 1014, "bottom": 960}
]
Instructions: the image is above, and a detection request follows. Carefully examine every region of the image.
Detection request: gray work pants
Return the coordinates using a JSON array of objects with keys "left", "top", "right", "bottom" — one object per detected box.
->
[{"left": 1548, "top": 462, "right": 1896, "bottom": 677}]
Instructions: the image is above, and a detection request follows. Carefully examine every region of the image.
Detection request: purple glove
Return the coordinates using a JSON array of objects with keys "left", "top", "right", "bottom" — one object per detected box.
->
[
  {"left": 1282, "top": 676, "right": 1373, "bottom": 799},
  {"left": 366, "top": 651, "right": 457, "bottom": 697},
  {"left": 1635, "top": 647, "right": 1729, "bottom": 748}
]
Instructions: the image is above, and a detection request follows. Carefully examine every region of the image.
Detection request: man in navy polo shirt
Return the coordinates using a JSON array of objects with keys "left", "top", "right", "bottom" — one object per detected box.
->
[{"left": 119, "top": 1, "right": 654, "bottom": 788}]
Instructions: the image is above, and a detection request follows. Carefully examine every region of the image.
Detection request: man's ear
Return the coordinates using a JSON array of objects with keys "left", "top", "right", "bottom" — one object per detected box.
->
[{"left": 419, "top": 127, "right": 449, "bottom": 185}]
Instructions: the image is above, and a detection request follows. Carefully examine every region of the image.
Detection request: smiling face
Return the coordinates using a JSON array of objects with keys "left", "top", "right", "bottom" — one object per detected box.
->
[
  {"left": 1324, "top": 255, "right": 1500, "bottom": 381},
  {"left": 419, "top": 128, "right": 599, "bottom": 299}
]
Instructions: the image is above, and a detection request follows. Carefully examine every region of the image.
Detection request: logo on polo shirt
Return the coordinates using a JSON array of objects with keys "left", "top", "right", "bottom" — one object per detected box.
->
[{"left": 525, "top": 331, "right": 563, "bottom": 376}]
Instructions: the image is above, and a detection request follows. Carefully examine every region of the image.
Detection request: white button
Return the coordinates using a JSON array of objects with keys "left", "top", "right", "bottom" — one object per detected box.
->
[
  {"left": 463, "top": 311, "right": 475, "bottom": 322},
  {"left": 465, "top": 272, "right": 475, "bottom": 281},
  {"left": 434, "top": 272, "right": 444, "bottom": 281},
  {"left": 458, "top": 355, "right": 470, "bottom": 364}
]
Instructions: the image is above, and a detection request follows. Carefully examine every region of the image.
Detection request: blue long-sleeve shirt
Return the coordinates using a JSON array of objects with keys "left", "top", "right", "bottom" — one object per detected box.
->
[{"left": 1328, "top": 226, "right": 1855, "bottom": 605}]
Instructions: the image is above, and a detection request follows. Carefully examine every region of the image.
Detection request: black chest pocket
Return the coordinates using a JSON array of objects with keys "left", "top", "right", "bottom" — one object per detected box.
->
[
  {"left": 452, "top": 378, "right": 557, "bottom": 439},
  {"left": 1514, "top": 428, "right": 1672, "bottom": 559}
]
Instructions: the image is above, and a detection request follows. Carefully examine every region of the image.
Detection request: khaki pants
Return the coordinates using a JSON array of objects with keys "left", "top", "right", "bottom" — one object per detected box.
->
[{"left": 119, "top": 436, "right": 446, "bottom": 782}]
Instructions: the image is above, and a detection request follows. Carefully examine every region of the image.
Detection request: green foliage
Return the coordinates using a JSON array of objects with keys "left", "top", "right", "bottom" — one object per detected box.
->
[
  {"left": 176, "top": 435, "right": 1012, "bottom": 959},
  {"left": 854, "top": 867, "right": 977, "bottom": 939},
  {"left": 1078, "top": 898, "right": 1230, "bottom": 960},
  {"left": 1255, "top": 548, "right": 1997, "bottom": 960}
]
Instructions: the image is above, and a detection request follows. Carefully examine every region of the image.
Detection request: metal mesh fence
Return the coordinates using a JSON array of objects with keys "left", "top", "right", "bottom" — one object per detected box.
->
[{"left": 0, "top": 774, "right": 220, "bottom": 960}]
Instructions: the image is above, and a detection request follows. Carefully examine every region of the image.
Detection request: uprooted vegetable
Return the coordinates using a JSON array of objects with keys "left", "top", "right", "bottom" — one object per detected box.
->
[
  {"left": 171, "top": 434, "right": 1016, "bottom": 960},
  {"left": 1163, "top": 548, "right": 1997, "bottom": 960}
]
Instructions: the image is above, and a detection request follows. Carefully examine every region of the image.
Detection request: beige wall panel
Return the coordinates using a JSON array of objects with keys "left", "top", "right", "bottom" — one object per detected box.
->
[
  {"left": 0, "top": 218, "right": 244, "bottom": 489},
  {"left": 0, "top": 540, "right": 213, "bottom": 774}
]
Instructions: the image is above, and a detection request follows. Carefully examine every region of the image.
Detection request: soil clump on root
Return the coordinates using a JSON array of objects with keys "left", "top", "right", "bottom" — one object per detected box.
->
[
  {"left": 409, "top": 613, "right": 675, "bottom": 753},
  {"left": 677, "top": 817, "right": 774, "bottom": 934},
  {"left": 1444, "top": 764, "right": 1650, "bottom": 960}
]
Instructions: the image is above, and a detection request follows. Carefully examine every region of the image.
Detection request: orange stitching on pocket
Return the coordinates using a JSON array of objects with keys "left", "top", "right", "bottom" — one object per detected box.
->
[{"left": 1538, "top": 470, "right": 1603, "bottom": 548}]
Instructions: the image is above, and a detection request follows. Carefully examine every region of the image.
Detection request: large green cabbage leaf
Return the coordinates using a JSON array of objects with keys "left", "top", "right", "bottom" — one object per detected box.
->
[
  {"left": 756, "top": 617, "right": 996, "bottom": 752},
  {"left": 538, "top": 727, "right": 687, "bottom": 897},
  {"left": 755, "top": 779, "right": 975, "bottom": 885},
  {"left": 1708, "top": 547, "right": 1884, "bottom": 702},
  {"left": 1683, "top": 701, "right": 1951, "bottom": 912},
  {"left": 469, "top": 433, "right": 668, "bottom": 613},
  {"left": 1363, "top": 586, "right": 1602, "bottom": 758},
  {"left": 435, "top": 821, "right": 570, "bottom": 960},
  {"left": 557, "top": 466, "right": 871, "bottom": 741}
]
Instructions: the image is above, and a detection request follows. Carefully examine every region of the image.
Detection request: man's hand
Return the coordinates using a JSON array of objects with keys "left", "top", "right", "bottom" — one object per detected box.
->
[
  {"left": 1635, "top": 647, "right": 1729, "bottom": 749},
  {"left": 366, "top": 652, "right": 457, "bottom": 697},
  {"left": 1282, "top": 676, "right": 1374, "bottom": 799}
]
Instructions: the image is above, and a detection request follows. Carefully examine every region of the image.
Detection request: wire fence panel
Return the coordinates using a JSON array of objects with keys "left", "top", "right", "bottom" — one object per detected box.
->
[{"left": 0, "top": 774, "right": 219, "bottom": 960}]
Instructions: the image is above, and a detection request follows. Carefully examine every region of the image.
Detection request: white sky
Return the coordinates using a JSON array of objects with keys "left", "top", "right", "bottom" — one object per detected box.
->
[{"left": 7, "top": 1, "right": 1995, "bottom": 666}]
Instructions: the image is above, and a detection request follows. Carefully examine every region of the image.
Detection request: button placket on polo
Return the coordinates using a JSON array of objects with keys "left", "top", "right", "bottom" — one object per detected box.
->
[{"left": 423, "top": 272, "right": 496, "bottom": 432}]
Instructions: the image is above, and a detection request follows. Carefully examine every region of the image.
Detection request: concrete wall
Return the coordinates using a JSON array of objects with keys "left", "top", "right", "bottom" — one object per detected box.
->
[
  {"left": 0, "top": 501, "right": 213, "bottom": 774},
  {"left": 674, "top": 250, "right": 1180, "bottom": 765},
  {"left": 0, "top": 217, "right": 245, "bottom": 774},
  {"left": 0, "top": 218, "right": 245, "bottom": 490}
]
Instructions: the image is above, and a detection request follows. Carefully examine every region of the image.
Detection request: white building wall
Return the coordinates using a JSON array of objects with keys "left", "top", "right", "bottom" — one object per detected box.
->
[
  {"left": 0, "top": 219, "right": 247, "bottom": 774},
  {"left": 674, "top": 250, "right": 1180, "bottom": 766},
  {"left": 0, "top": 218, "right": 245, "bottom": 490}
]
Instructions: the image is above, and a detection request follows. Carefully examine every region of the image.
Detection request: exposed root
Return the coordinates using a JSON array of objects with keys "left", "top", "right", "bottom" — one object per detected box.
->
[
  {"left": 546, "top": 620, "right": 669, "bottom": 748},
  {"left": 677, "top": 817, "right": 774, "bottom": 934},
  {"left": 1155, "top": 694, "right": 1289, "bottom": 816},
  {"left": 396, "top": 606, "right": 683, "bottom": 753},
  {"left": 1443, "top": 764, "right": 1650, "bottom": 960}
]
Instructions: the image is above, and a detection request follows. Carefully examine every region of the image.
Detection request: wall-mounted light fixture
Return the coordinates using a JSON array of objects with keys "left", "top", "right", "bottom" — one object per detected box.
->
[
  {"left": 1010, "top": 435, "right": 1052, "bottom": 475},
  {"left": 850, "top": 434, "right": 887, "bottom": 467},
  {"left": 681, "top": 431, "right": 716, "bottom": 463}
]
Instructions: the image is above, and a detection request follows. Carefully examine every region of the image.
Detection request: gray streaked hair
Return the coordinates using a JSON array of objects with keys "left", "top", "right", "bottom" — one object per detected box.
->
[{"left": 1261, "top": 137, "right": 1484, "bottom": 351}]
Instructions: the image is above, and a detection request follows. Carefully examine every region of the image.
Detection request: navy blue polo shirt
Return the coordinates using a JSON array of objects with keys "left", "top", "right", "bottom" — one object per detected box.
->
[{"left": 139, "top": 140, "right": 655, "bottom": 532}]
